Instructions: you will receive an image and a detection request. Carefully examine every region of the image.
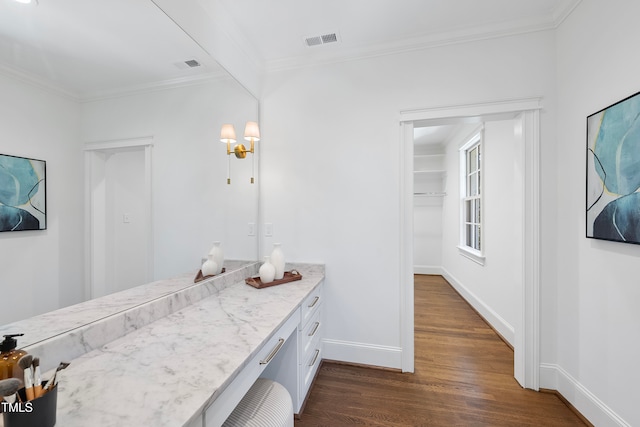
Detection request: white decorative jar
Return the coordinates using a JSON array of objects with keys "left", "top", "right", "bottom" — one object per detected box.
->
[
  {"left": 259, "top": 256, "right": 276, "bottom": 283},
  {"left": 201, "top": 256, "right": 218, "bottom": 277},
  {"left": 208, "top": 241, "right": 224, "bottom": 275},
  {"left": 270, "top": 243, "right": 285, "bottom": 280}
]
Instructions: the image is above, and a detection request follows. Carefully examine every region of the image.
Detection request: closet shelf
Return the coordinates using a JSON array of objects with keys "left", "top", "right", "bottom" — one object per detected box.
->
[
  {"left": 413, "top": 170, "right": 446, "bottom": 174},
  {"left": 414, "top": 192, "right": 447, "bottom": 197},
  {"left": 414, "top": 154, "right": 445, "bottom": 159}
]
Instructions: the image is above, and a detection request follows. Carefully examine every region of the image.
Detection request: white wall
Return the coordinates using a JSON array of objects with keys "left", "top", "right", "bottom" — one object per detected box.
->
[
  {"left": 81, "top": 78, "right": 259, "bottom": 280},
  {"left": 261, "top": 31, "right": 557, "bottom": 367},
  {"left": 0, "top": 74, "right": 84, "bottom": 325},
  {"left": 551, "top": 1, "right": 640, "bottom": 425},
  {"left": 106, "top": 149, "right": 148, "bottom": 293},
  {"left": 441, "top": 120, "right": 521, "bottom": 345}
]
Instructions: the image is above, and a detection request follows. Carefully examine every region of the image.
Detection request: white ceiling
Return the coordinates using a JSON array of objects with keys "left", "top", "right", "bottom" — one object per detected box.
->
[
  {"left": 414, "top": 125, "right": 457, "bottom": 149},
  {"left": 0, "top": 0, "right": 222, "bottom": 98},
  {"left": 0, "top": 0, "right": 581, "bottom": 97},
  {"left": 212, "top": 0, "right": 581, "bottom": 70}
]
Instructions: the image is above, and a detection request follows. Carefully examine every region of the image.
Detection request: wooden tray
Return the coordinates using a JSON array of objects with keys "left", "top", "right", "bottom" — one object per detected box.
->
[
  {"left": 245, "top": 270, "right": 302, "bottom": 289},
  {"left": 194, "top": 268, "right": 226, "bottom": 283}
]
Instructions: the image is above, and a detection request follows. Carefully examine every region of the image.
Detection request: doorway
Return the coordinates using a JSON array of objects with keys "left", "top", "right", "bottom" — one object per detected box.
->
[
  {"left": 84, "top": 137, "right": 154, "bottom": 300},
  {"left": 399, "top": 98, "right": 541, "bottom": 390}
]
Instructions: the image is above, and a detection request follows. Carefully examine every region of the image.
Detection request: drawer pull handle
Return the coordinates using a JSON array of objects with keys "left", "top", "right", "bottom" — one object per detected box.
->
[
  {"left": 308, "top": 321, "right": 320, "bottom": 337},
  {"left": 260, "top": 338, "right": 285, "bottom": 365},
  {"left": 308, "top": 296, "right": 320, "bottom": 308},
  {"left": 309, "top": 349, "right": 320, "bottom": 367}
]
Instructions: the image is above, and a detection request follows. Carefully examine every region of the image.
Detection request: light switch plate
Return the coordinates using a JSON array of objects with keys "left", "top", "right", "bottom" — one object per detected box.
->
[{"left": 265, "top": 223, "right": 273, "bottom": 237}]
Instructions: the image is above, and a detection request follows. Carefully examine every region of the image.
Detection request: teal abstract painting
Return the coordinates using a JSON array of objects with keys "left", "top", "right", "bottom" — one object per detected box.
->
[
  {"left": 0, "top": 154, "right": 47, "bottom": 232},
  {"left": 587, "top": 91, "right": 640, "bottom": 244}
]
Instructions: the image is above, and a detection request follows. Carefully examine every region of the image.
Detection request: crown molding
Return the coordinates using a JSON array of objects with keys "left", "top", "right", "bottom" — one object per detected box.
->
[
  {"left": 0, "top": 64, "right": 79, "bottom": 101},
  {"left": 79, "top": 71, "right": 231, "bottom": 103},
  {"left": 264, "top": 0, "right": 582, "bottom": 73},
  {"left": 0, "top": 61, "right": 233, "bottom": 103},
  {"left": 552, "top": 0, "right": 583, "bottom": 27}
]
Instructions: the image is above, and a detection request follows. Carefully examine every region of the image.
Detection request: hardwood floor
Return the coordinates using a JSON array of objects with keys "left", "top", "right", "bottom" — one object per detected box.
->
[{"left": 295, "top": 275, "right": 587, "bottom": 426}]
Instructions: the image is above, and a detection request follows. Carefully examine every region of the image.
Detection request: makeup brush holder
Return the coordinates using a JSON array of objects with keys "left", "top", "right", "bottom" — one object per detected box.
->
[{"left": 2, "top": 383, "right": 57, "bottom": 427}]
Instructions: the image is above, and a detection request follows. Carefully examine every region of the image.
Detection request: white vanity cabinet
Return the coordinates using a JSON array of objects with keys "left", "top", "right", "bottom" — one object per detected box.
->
[
  {"left": 205, "top": 279, "right": 324, "bottom": 426},
  {"left": 297, "top": 281, "right": 323, "bottom": 412},
  {"left": 245, "top": 280, "right": 324, "bottom": 418}
]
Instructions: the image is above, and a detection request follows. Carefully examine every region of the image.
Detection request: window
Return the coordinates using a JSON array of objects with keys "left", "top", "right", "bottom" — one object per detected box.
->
[{"left": 459, "top": 131, "right": 485, "bottom": 264}]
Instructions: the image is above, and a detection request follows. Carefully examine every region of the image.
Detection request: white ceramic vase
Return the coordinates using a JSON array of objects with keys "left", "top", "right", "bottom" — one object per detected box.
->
[
  {"left": 208, "top": 241, "right": 224, "bottom": 275},
  {"left": 259, "top": 256, "right": 276, "bottom": 283},
  {"left": 201, "top": 255, "right": 218, "bottom": 277},
  {"left": 270, "top": 243, "right": 285, "bottom": 280}
]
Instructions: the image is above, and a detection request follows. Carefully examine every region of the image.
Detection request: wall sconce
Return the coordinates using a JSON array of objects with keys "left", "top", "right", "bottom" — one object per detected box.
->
[{"left": 220, "top": 121, "right": 260, "bottom": 184}]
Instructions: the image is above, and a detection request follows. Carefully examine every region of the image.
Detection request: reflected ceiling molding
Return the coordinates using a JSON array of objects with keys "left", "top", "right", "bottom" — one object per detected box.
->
[
  {"left": 80, "top": 71, "right": 232, "bottom": 103},
  {"left": 0, "top": 64, "right": 79, "bottom": 101},
  {"left": 0, "top": 61, "right": 234, "bottom": 103},
  {"left": 552, "top": 0, "right": 583, "bottom": 26},
  {"left": 151, "top": 0, "right": 263, "bottom": 99}
]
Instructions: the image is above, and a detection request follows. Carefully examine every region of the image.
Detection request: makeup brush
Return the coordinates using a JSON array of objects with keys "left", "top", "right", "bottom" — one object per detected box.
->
[
  {"left": 18, "top": 354, "right": 34, "bottom": 401},
  {"left": 43, "top": 361, "right": 70, "bottom": 392},
  {"left": 0, "top": 378, "right": 21, "bottom": 404},
  {"left": 32, "top": 357, "right": 42, "bottom": 398}
]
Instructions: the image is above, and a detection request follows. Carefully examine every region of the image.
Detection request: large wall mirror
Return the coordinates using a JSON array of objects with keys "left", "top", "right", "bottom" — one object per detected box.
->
[{"left": 0, "top": 0, "right": 259, "bottom": 333}]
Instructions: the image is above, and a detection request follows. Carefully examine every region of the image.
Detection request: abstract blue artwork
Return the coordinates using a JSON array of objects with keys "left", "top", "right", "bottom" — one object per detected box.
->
[
  {"left": 587, "top": 91, "right": 640, "bottom": 244},
  {"left": 0, "top": 154, "right": 47, "bottom": 232}
]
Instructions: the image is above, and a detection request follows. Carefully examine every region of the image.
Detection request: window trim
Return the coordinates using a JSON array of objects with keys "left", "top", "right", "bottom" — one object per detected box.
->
[{"left": 459, "top": 127, "right": 485, "bottom": 265}]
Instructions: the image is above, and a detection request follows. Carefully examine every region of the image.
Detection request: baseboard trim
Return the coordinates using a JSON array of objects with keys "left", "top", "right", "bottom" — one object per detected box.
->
[
  {"left": 540, "top": 363, "right": 631, "bottom": 427},
  {"left": 440, "top": 267, "right": 515, "bottom": 346},
  {"left": 540, "top": 388, "right": 594, "bottom": 427},
  {"left": 322, "top": 359, "right": 402, "bottom": 373},
  {"left": 414, "top": 265, "right": 442, "bottom": 275},
  {"left": 322, "top": 338, "right": 402, "bottom": 370}
]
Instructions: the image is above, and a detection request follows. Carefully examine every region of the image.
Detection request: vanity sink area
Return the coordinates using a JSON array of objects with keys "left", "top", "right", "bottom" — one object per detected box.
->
[
  {"left": 0, "top": 263, "right": 324, "bottom": 427},
  {"left": 1, "top": 263, "right": 324, "bottom": 427}
]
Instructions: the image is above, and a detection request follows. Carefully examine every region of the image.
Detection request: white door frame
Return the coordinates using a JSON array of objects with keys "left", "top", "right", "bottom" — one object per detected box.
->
[
  {"left": 399, "top": 98, "right": 541, "bottom": 390},
  {"left": 84, "top": 136, "right": 154, "bottom": 300}
]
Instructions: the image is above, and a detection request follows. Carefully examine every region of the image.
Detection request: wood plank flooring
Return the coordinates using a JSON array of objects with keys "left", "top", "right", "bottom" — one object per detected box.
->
[{"left": 295, "top": 275, "right": 587, "bottom": 426}]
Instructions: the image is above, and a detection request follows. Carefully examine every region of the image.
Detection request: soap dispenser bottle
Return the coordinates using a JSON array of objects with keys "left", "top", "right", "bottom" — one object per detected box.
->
[{"left": 0, "top": 334, "right": 27, "bottom": 385}]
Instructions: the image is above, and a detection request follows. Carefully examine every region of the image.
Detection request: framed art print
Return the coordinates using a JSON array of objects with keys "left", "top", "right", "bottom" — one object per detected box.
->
[
  {"left": 587, "top": 91, "right": 640, "bottom": 244},
  {"left": 0, "top": 153, "right": 47, "bottom": 232}
]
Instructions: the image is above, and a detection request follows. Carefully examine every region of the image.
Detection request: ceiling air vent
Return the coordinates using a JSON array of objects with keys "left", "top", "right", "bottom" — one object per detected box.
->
[
  {"left": 305, "top": 36, "right": 322, "bottom": 47},
  {"left": 184, "top": 59, "right": 201, "bottom": 68},
  {"left": 304, "top": 32, "right": 339, "bottom": 47},
  {"left": 321, "top": 33, "right": 337, "bottom": 44},
  {"left": 174, "top": 59, "right": 203, "bottom": 70}
]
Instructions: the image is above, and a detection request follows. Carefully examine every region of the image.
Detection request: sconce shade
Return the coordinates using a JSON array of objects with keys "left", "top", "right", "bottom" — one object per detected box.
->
[
  {"left": 220, "top": 124, "right": 237, "bottom": 143},
  {"left": 244, "top": 121, "right": 260, "bottom": 141}
]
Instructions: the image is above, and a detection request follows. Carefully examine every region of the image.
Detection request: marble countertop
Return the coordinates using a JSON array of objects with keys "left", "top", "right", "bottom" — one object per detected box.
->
[
  {"left": 0, "top": 260, "right": 255, "bottom": 351},
  {"left": 49, "top": 264, "right": 324, "bottom": 427}
]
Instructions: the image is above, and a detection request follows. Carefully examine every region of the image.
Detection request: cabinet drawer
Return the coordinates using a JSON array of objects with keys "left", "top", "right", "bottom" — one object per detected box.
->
[
  {"left": 302, "top": 343, "right": 322, "bottom": 394},
  {"left": 300, "top": 283, "right": 323, "bottom": 329},
  {"left": 301, "top": 307, "right": 322, "bottom": 357}
]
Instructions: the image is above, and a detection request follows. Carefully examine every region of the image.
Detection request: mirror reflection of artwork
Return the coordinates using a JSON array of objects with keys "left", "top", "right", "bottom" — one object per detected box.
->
[
  {"left": 0, "top": 154, "right": 47, "bottom": 232},
  {"left": 587, "top": 91, "right": 640, "bottom": 244}
]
